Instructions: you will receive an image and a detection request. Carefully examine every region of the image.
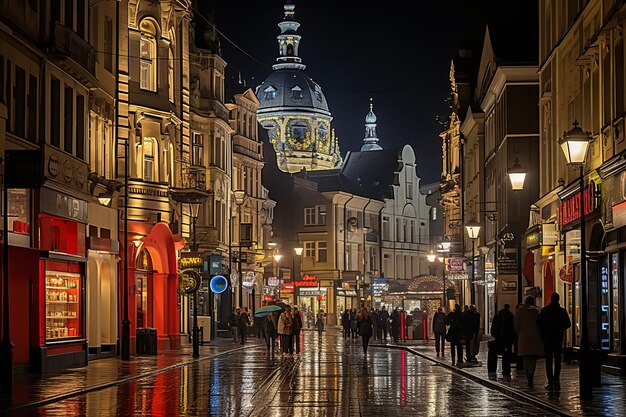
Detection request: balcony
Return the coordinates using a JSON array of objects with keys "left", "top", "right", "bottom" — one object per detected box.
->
[
  {"left": 181, "top": 166, "right": 207, "bottom": 191},
  {"left": 49, "top": 22, "right": 96, "bottom": 86}
]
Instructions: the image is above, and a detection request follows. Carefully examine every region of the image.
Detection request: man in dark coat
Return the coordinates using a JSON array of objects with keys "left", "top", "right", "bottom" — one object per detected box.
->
[
  {"left": 379, "top": 306, "right": 390, "bottom": 341},
  {"left": 445, "top": 304, "right": 464, "bottom": 366},
  {"left": 371, "top": 309, "right": 380, "bottom": 341},
  {"left": 432, "top": 307, "right": 447, "bottom": 357},
  {"left": 391, "top": 308, "right": 401, "bottom": 343},
  {"left": 342, "top": 309, "right": 351, "bottom": 339},
  {"left": 461, "top": 305, "right": 476, "bottom": 362},
  {"left": 488, "top": 304, "right": 515, "bottom": 379},
  {"left": 537, "top": 292, "right": 571, "bottom": 390}
]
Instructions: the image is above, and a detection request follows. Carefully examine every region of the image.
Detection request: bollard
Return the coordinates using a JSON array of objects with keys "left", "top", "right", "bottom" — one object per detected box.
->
[{"left": 200, "top": 326, "right": 204, "bottom": 346}]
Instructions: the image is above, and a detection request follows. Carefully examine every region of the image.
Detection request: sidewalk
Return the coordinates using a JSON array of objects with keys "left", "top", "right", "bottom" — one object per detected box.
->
[
  {"left": 0, "top": 336, "right": 263, "bottom": 414},
  {"left": 372, "top": 338, "right": 626, "bottom": 417}
]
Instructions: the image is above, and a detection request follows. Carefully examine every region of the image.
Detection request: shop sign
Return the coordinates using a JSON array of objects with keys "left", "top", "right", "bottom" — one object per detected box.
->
[
  {"left": 267, "top": 276, "right": 280, "bottom": 287},
  {"left": 279, "top": 268, "right": 291, "bottom": 281},
  {"left": 179, "top": 255, "right": 203, "bottom": 269},
  {"left": 611, "top": 200, "right": 626, "bottom": 229},
  {"left": 497, "top": 253, "right": 518, "bottom": 275},
  {"left": 337, "top": 289, "right": 357, "bottom": 297},
  {"left": 280, "top": 282, "right": 294, "bottom": 292},
  {"left": 210, "top": 275, "right": 228, "bottom": 294},
  {"left": 209, "top": 254, "right": 222, "bottom": 274},
  {"left": 43, "top": 145, "right": 88, "bottom": 193},
  {"left": 242, "top": 271, "right": 255, "bottom": 288},
  {"left": 524, "top": 223, "right": 557, "bottom": 249},
  {"left": 525, "top": 228, "right": 541, "bottom": 249},
  {"left": 501, "top": 281, "right": 517, "bottom": 292},
  {"left": 447, "top": 257, "right": 465, "bottom": 272},
  {"left": 299, "top": 287, "right": 327, "bottom": 296},
  {"left": 559, "top": 263, "right": 577, "bottom": 283},
  {"left": 87, "top": 236, "right": 120, "bottom": 253},
  {"left": 294, "top": 274, "right": 318, "bottom": 287},
  {"left": 372, "top": 278, "right": 388, "bottom": 297},
  {"left": 40, "top": 188, "right": 88, "bottom": 223},
  {"left": 559, "top": 180, "right": 599, "bottom": 227}
]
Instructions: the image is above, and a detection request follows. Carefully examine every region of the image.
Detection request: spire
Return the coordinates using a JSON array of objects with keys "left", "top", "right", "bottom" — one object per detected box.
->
[
  {"left": 361, "top": 98, "right": 382, "bottom": 151},
  {"left": 273, "top": 2, "right": 306, "bottom": 70}
]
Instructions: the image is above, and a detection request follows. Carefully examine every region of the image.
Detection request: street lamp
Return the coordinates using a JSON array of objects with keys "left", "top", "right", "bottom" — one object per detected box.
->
[
  {"left": 293, "top": 247, "right": 303, "bottom": 306},
  {"left": 559, "top": 120, "right": 592, "bottom": 398},
  {"left": 465, "top": 220, "right": 481, "bottom": 305},
  {"left": 233, "top": 190, "right": 247, "bottom": 308},
  {"left": 508, "top": 159, "right": 527, "bottom": 305},
  {"left": 189, "top": 202, "right": 201, "bottom": 358}
]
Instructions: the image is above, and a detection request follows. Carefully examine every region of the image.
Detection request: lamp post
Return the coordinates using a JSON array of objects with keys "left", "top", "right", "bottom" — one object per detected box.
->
[
  {"left": 273, "top": 253, "right": 282, "bottom": 301},
  {"left": 559, "top": 120, "right": 592, "bottom": 398},
  {"left": 233, "top": 190, "right": 246, "bottom": 308},
  {"left": 507, "top": 158, "right": 527, "bottom": 306},
  {"left": 189, "top": 202, "right": 201, "bottom": 358},
  {"left": 361, "top": 226, "right": 370, "bottom": 308},
  {"left": 465, "top": 220, "right": 481, "bottom": 305},
  {"left": 293, "top": 247, "right": 303, "bottom": 307}
]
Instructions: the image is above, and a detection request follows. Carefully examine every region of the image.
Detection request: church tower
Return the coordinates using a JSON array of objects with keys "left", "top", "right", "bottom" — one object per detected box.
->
[
  {"left": 256, "top": 2, "right": 341, "bottom": 173},
  {"left": 361, "top": 99, "right": 383, "bottom": 151}
]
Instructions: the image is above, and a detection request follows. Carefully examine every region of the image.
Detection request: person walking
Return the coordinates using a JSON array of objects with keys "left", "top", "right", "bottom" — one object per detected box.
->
[
  {"left": 487, "top": 304, "right": 515, "bottom": 380},
  {"left": 229, "top": 308, "right": 240, "bottom": 343},
  {"left": 391, "top": 308, "right": 401, "bottom": 343},
  {"left": 292, "top": 306, "right": 303, "bottom": 354},
  {"left": 379, "top": 306, "right": 389, "bottom": 341},
  {"left": 350, "top": 308, "right": 358, "bottom": 339},
  {"left": 461, "top": 305, "right": 474, "bottom": 362},
  {"left": 278, "top": 306, "right": 294, "bottom": 356},
  {"left": 514, "top": 296, "right": 543, "bottom": 386},
  {"left": 265, "top": 312, "right": 278, "bottom": 353},
  {"left": 432, "top": 307, "right": 447, "bottom": 357},
  {"left": 358, "top": 308, "right": 374, "bottom": 354},
  {"left": 537, "top": 292, "right": 571, "bottom": 391},
  {"left": 342, "top": 309, "right": 351, "bottom": 339},
  {"left": 238, "top": 308, "right": 250, "bottom": 345},
  {"left": 469, "top": 304, "right": 481, "bottom": 361},
  {"left": 371, "top": 309, "right": 380, "bottom": 341},
  {"left": 445, "top": 304, "right": 464, "bottom": 367},
  {"left": 315, "top": 309, "right": 325, "bottom": 335}
]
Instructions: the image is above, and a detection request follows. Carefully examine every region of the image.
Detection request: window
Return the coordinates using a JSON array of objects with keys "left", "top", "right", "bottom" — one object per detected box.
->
[
  {"left": 14, "top": 66, "right": 25, "bottom": 138},
  {"left": 264, "top": 86, "right": 276, "bottom": 100},
  {"left": 76, "top": 94, "right": 85, "bottom": 160},
  {"left": 317, "top": 241, "right": 327, "bottom": 262},
  {"left": 304, "top": 206, "right": 326, "bottom": 226},
  {"left": 290, "top": 121, "right": 308, "bottom": 141},
  {"left": 64, "top": 86, "right": 73, "bottom": 154},
  {"left": 168, "top": 48, "right": 174, "bottom": 102},
  {"left": 406, "top": 181, "right": 413, "bottom": 199},
  {"left": 431, "top": 207, "right": 437, "bottom": 221},
  {"left": 143, "top": 138, "right": 155, "bottom": 181},
  {"left": 382, "top": 216, "right": 390, "bottom": 240},
  {"left": 304, "top": 207, "right": 316, "bottom": 226},
  {"left": 291, "top": 85, "right": 303, "bottom": 100},
  {"left": 104, "top": 17, "right": 113, "bottom": 71},
  {"left": 139, "top": 22, "right": 157, "bottom": 92},
  {"left": 192, "top": 133, "right": 203, "bottom": 166},
  {"left": 50, "top": 77, "right": 60, "bottom": 147},
  {"left": 396, "top": 218, "right": 402, "bottom": 241},
  {"left": 305, "top": 241, "right": 315, "bottom": 257},
  {"left": 383, "top": 254, "right": 390, "bottom": 277},
  {"left": 27, "top": 74, "right": 37, "bottom": 141},
  {"left": 410, "top": 220, "right": 415, "bottom": 243}
]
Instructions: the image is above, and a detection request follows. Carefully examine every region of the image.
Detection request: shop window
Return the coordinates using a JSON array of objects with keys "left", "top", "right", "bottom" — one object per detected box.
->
[
  {"left": 8, "top": 189, "right": 30, "bottom": 234},
  {"left": 45, "top": 267, "right": 82, "bottom": 341}
]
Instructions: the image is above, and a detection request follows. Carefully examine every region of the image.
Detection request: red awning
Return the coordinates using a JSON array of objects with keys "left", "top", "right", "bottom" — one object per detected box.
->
[{"left": 523, "top": 251, "right": 535, "bottom": 286}]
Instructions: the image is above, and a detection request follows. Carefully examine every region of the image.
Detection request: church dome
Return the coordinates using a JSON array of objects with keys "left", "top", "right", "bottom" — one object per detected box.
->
[{"left": 256, "top": 69, "right": 330, "bottom": 116}]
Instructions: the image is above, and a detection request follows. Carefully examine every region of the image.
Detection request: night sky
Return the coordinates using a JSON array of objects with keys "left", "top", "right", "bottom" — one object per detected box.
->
[{"left": 208, "top": 1, "right": 536, "bottom": 184}]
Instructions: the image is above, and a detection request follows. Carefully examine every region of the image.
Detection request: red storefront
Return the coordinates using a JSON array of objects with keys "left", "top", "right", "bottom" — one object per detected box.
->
[
  {"left": 124, "top": 222, "right": 183, "bottom": 352},
  {"left": 34, "top": 189, "right": 89, "bottom": 372}
]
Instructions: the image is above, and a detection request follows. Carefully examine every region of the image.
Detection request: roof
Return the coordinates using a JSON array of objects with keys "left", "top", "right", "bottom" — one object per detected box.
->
[
  {"left": 339, "top": 149, "right": 403, "bottom": 199},
  {"left": 302, "top": 170, "right": 386, "bottom": 201},
  {"left": 256, "top": 69, "right": 330, "bottom": 116}
]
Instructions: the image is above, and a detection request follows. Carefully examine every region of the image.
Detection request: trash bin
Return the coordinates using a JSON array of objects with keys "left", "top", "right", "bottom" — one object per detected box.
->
[{"left": 136, "top": 328, "right": 157, "bottom": 355}]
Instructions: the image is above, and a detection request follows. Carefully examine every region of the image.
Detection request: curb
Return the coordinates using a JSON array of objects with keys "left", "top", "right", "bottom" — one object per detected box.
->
[
  {"left": 0, "top": 343, "right": 263, "bottom": 415},
  {"left": 371, "top": 343, "right": 571, "bottom": 417}
]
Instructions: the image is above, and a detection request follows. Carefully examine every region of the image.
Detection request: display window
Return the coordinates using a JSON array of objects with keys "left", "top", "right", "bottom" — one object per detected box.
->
[
  {"left": 45, "top": 262, "right": 83, "bottom": 341},
  {"left": 8, "top": 189, "right": 30, "bottom": 234}
]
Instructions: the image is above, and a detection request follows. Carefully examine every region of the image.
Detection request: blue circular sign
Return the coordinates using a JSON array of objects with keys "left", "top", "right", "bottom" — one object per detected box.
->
[{"left": 210, "top": 275, "right": 228, "bottom": 294}]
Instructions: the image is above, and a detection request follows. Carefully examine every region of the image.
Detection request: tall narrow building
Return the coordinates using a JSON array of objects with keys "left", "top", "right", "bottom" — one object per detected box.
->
[{"left": 256, "top": 2, "right": 341, "bottom": 173}]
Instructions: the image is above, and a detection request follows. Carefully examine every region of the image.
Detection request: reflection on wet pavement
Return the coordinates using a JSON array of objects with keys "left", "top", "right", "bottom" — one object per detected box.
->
[{"left": 20, "top": 330, "right": 555, "bottom": 416}]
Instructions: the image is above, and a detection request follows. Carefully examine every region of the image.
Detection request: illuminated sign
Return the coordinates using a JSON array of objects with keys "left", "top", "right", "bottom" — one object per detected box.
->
[
  {"left": 559, "top": 181, "right": 599, "bottom": 227},
  {"left": 242, "top": 271, "right": 255, "bottom": 288},
  {"left": 179, "top": 256, "right": 203, "bottom": 269},
  {"left": 294, "top": 274, "right": 318, "bottom": 287},
  {"left": 210, "top": 275, "right": 228, "bottom": 294},
  {"left": 266, "top": 277, "right": 280, "bottom": 287}
]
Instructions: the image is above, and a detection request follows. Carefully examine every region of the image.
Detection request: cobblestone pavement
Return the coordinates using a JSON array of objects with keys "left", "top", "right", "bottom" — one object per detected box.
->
[
  {"left": 372, "top": 338, "right": 626, "bottom": 417},
  {"left": 11, "top": 330, "right": 556, "bottom": 416}
]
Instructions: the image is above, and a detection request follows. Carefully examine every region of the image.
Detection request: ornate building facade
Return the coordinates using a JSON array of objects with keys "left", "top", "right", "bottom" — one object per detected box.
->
[{"left": 256, "top": 3, "right": 341, "bottom": 173}]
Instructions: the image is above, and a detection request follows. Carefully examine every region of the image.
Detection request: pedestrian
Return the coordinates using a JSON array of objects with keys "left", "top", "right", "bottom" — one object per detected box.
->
[
  {"left": 514, "top": 296, "right": 543, "bottom": 387},
  {"left": 238, "top": 308, "right": 250, "bottom": 345},
  {"left": 358, "top": 308, "right": 374, "bottom": 354},
  {"left": 432, "top": 307, "right": 447, "bottom": 357},
  {"left": 315, "top": 309, "right": 325, "bottom": 335},
  {"left": 350, "top": 308, "right": 358, "bottom": 339},
  {"left": 537, "top": 292, "right": 571, "bottom": 391},
  {"left": 445, "top": 304, "right": 464, "bottom": 367},
  {"left": 278, "top": 306, "right": 294, "bottom": 356},
  {"left": 487, "top": 304, "right": 515, "bottom": 380},
  {"left": 371, "top": 308, "right": 380, "bottom": 341},
  {"left": 470, "top": 304, "right": 481, "bottom": 361},
  {"left": 229, "top": 308, "right": 240, "bottom": 343},
  {"left": 342, "top": 309, "right": 351, "bottom": 339},
  {"left": 292, "top": 306, "right": 303, "bottom": 354},
  {"left": 379, "top": 306, "right": 389, "bottom": 341},
  {"left": 461, "top": 305, "right": 474, "bottom": 362},
  {"left": 265, "top": 312, "right": 278, "bottom": 353},
  {"left": 391, "top": 308, "right": 401, "bottom": 343}
]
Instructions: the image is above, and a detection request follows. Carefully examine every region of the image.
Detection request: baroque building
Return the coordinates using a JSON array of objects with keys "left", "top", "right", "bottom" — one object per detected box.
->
[{"left": 256, "top": 2, "right": 341, "bottom": 173}]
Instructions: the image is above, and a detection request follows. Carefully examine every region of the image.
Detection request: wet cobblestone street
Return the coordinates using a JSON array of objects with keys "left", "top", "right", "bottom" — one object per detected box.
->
[{"left": 11, "top": 330, "right": 558, "bottom": 416}]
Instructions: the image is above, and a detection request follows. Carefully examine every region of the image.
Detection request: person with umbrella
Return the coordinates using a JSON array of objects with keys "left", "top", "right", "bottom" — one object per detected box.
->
[{"left": 278, "top": 305, "right": 294, "bottom": 356}]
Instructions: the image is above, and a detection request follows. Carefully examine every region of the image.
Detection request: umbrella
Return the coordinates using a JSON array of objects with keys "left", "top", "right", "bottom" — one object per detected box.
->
[{"left": 254, "top": 304, "right": 283, "bottom": 317}]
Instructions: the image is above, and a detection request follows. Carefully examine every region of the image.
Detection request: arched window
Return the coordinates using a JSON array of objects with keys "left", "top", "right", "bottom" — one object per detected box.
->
[
  {"left": 289, "top": 121, "right": 309, "bottom": 141},
  {"left": 286, "top": 43, "right": 294, "bottom": 56},
  {"left": 139, "top": 20, "right": 157, "bottom": 91}
]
